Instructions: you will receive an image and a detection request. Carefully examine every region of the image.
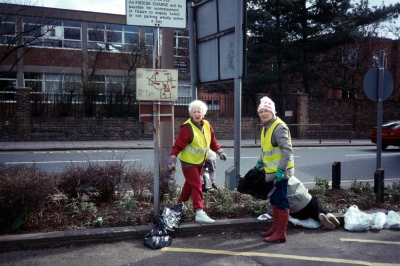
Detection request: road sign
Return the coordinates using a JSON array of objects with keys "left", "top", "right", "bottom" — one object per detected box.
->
[
  {"left": 363, "top": 67, "right": 394, "bottom": 102},
  {"left": 193, "top": 0, "right": 246, "bottom": 84},
  {"left": 126, "top": 0, "right": 186, "bottom": 28},
  {"left": 136, "top": 68, "right": 178, "bottom": 101}
]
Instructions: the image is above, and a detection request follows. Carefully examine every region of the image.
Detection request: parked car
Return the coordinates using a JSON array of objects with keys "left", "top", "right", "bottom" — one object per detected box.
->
[{"left": 369, "top": 120, "right": 400, "bottom": 150}]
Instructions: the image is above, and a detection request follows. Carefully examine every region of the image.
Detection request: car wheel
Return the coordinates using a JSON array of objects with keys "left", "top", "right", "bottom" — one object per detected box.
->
[{"left": 382, "top": 145, "right": 388, "bottom": 150}]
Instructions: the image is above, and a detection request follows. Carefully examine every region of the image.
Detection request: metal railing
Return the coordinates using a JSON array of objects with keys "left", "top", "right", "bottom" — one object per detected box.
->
[
  {"left": 255, "top": 124, "right": 353, "bottom": 144},
  {"left": 0, "top": 91, "right": 16, "bottom": 117},
  {"left": 30, "top": 92, "right": 139, "bottom": 117}
]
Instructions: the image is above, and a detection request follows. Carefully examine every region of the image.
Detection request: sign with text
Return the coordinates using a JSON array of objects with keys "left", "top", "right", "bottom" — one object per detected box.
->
[
  {"left": 136, "top": 68, "right": 178, "bottom": 101},
  {"left": 126, "top": 0, "right": 186, "bottom": 28}
]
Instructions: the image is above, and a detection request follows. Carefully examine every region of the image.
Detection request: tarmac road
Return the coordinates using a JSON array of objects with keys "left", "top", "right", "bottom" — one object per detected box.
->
[{"left": 1, "top": 226, "right": 400, "bottom": 266}]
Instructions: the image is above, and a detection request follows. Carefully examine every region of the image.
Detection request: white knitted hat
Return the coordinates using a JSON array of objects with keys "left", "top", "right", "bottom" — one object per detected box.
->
[{"left": 257, "top": 96, "right": 276, "bottom": 114}]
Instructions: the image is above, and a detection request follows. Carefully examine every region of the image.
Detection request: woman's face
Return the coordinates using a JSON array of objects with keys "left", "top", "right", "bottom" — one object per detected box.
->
[
  {"left": 190, "top": 106, "right": 203, "bottom": 123},
  {"left": 258, "top": 109, "right": 273, "bottom": 124}
]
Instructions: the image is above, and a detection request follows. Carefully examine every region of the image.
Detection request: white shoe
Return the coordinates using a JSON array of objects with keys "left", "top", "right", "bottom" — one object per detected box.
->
[
  {"left": 318, "top": 213, "right": 335, "bottom": 230},
  {"left": 326, "top": 213, "right": 340, "bottom": 228},
  {"left": 195, "top": 210, "right": 215, "bottom": 223}
]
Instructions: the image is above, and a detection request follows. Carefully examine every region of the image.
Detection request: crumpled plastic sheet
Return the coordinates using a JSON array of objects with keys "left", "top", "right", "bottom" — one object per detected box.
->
[
  {"left": 289, "top": 216, "right": 321, "bottom": 228},
  {"left": 257, "top": 213, "right": 321, "bottom": 228}
]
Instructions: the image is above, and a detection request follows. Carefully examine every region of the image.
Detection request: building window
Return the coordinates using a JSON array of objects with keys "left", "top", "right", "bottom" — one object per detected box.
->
[
  {"left": 20, "top": 18, "right": 83, "bottom": 49},
  {"left": 175, "top": 81, "right": 191, "bottom": 105},
  {"left": 206, "top": 99, "right": 220, "bottom": 111},
  {"left": 88, "top": 23, "right": 147, "bottom": 52},
  {"left": 0, "top": 15, "right": 16, "bottom": 45},
  {"left": 174, "top": 30, "right": 189, "bottom": 57}
]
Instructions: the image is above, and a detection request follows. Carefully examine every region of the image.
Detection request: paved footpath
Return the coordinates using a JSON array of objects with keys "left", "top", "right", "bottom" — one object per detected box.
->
[{"left": 0, "top": 139, "right": 373, "bottom": 151}]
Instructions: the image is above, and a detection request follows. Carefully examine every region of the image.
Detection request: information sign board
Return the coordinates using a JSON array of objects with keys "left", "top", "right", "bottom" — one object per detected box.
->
[
  {"left": 126, "top": 0, "right": 186, "bottom": 28},
  {"left": 136, "top": 68, "right": 178, "bottom": 101}
]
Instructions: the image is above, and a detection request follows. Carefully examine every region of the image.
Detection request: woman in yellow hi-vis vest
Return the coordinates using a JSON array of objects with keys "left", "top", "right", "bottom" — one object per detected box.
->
[
  {"left": 257, "top": 96, "right": 294, "bottom": 243},
  {"left": 168, "top": 100, "right": 227, "bottom": 224}
]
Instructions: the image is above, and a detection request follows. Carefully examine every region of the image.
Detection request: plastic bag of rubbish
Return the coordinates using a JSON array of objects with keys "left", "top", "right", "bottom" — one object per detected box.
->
[
  {"left": 237, "top": 167, "right": 273, "bottom": 200},
  {"left": 384, "top": 211, "right": 400, "bottom": 229},
  {"left": 289, "top": 216, "right": 321, "bottom": 229},
  {"left": 144, "top": 215, "right": 172, "bottom": 250},
  {"left": 162, "top": 203, "right": 183, "bottom": 232},
  {"left": 370, "top": 212, "right": 387, "bottom": 230},
  {"left": 344, "top": 205, "right": 374, "bottom": 231}
]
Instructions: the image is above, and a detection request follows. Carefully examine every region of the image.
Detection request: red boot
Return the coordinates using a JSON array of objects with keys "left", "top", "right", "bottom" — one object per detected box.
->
[
  {"left": 260, "top": 205, "right": 278, "bottom": 237},
  {"left": 264, "top": 209, "right": 289, "bottom": 243}
]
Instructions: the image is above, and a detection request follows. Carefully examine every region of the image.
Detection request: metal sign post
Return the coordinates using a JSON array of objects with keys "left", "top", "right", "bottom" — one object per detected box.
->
[
  {"left": 376, "top": 51, "right": 384, "bottom": 170},
  {"left": 153, "top": 102, "right": 160, "bottom": 215},
  {"left": 233, "top": 0, "right": 244, "bottom": 185}
]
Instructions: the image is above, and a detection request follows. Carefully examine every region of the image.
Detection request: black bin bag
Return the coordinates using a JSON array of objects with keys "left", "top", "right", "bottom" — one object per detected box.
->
[
  {"left": 237, "top": 167, "right": 273, "bottom": 200},
  {"left": 144, "top": 203, "right": 183, "bottom": 250}
]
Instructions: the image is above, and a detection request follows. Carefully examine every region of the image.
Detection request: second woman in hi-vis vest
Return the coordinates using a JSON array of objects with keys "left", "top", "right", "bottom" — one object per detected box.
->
[
  {"left": 168, "top": 100, "right": 227, "bottom": 224},
  {"left": 257, "top": 96, "right": 294, "bottom": 243}
]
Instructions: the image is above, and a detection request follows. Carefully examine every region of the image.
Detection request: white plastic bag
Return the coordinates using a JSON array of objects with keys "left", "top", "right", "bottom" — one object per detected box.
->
[
  {"left": 289, "top": 216, "right": 321, "bottom": 228},
  {"left": 384, "top": 211, "right": 400, "bottom": 229},
  {"left": 257, "top": 213, "right": 272, "bottom": 221},
  {"left": 344, "top": 205, "right": 374, "bottom": 231},
  {"left": 370, "top": 212, "right": 387, "bottom": 230}
]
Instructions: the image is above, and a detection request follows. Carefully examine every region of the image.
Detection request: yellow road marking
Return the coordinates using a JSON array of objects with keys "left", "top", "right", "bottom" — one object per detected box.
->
[
  {"left": 341, "top": 238, "right": 400, "bottom": 245},
  {"left": 162, "top": 247, "right": 400, "bottom": 266}
]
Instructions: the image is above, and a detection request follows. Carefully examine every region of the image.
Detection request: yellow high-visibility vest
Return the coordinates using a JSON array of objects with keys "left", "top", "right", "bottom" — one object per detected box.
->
[
  {"left": 261, "top": 118, "right": 294, "bottom": 174},
  {"left": 178, "top": 119, "right": 211, "bottom": 164}
]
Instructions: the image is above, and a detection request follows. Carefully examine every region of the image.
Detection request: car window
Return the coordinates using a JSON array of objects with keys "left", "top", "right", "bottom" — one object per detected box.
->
[{"left": 382, "top": 121, "right": 400, "bottom": 129}]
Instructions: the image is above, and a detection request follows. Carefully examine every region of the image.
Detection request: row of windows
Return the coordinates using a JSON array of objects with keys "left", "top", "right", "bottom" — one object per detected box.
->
[
  {"left": 0, "top": 73, "right": 191, "bottom": 96},
  {"left": 23, "top": 73, "right": 131, "bottom": 93},
  {"left": 0, "top": 16, "right": 189, "bottom": 56}
]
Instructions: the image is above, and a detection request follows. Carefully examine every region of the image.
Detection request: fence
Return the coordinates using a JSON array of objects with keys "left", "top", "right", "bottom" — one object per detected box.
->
[
  {"left": 174, "top": 94, "right": 257, "bottom": 117},
  {"left": 27, "top": 92, "right": 258, "bottom": 118},
  {"left": 30, "top": 92, "right": 139, "bottom": 117},
  {"left": 254, "top": 123, "right": 353, "bottom": 144},
  {"left": 0, "top": 91, "right": 16, "bottom": 117}
]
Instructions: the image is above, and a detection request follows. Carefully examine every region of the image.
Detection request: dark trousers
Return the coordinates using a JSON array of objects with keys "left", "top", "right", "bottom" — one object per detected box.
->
[
  {"left": 269, "top": 179, "right": 290, "bottom": 210},
  {"left": 290, "top": 196, "right": 327, "bottom": 222}
]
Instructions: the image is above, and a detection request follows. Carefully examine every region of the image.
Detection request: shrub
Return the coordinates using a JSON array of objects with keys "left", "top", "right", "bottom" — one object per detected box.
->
[
  {"left": 0, "top": 164, "right": 59, "bottom": 233},
  {"left": 388, "top": 182, "right": 400, "bottom": 203},
  {"left": 57, "top": 157, "right": 153, "bottom": 203},
  {"left": 125, "top": 163, "right": 154, "bottom": 202},
  {"left": 358, "top": 183, "right": 376, "bottom": 210},
  {"left": 115, "top": 197, "right": 137, "bottom": 224},
  {"left": 313, "top": 177, "right": 328, "bottom": 204}
]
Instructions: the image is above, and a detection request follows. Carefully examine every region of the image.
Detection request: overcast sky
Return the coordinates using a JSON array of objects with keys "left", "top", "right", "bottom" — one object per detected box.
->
[{"left": 1, "top": 0, "right": 399, "bottom": 15}]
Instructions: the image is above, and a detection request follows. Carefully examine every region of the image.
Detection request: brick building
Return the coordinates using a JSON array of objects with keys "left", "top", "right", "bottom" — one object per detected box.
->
[{"left": 0, "top": 3, "right": 191, "bottom": 100}]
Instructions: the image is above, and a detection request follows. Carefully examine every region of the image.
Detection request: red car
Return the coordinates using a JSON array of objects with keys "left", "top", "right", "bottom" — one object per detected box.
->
[{"left": 369, "top": 120, "right": 400, "bottom": 150}]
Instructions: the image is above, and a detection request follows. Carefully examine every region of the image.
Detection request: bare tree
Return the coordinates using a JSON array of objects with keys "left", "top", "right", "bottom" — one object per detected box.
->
[
  {"left": 0, "top": 2, "right": 59, "bottom": 80},
  {"left": 119, "top": 37, "right": 152, "bottom": 96}
]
